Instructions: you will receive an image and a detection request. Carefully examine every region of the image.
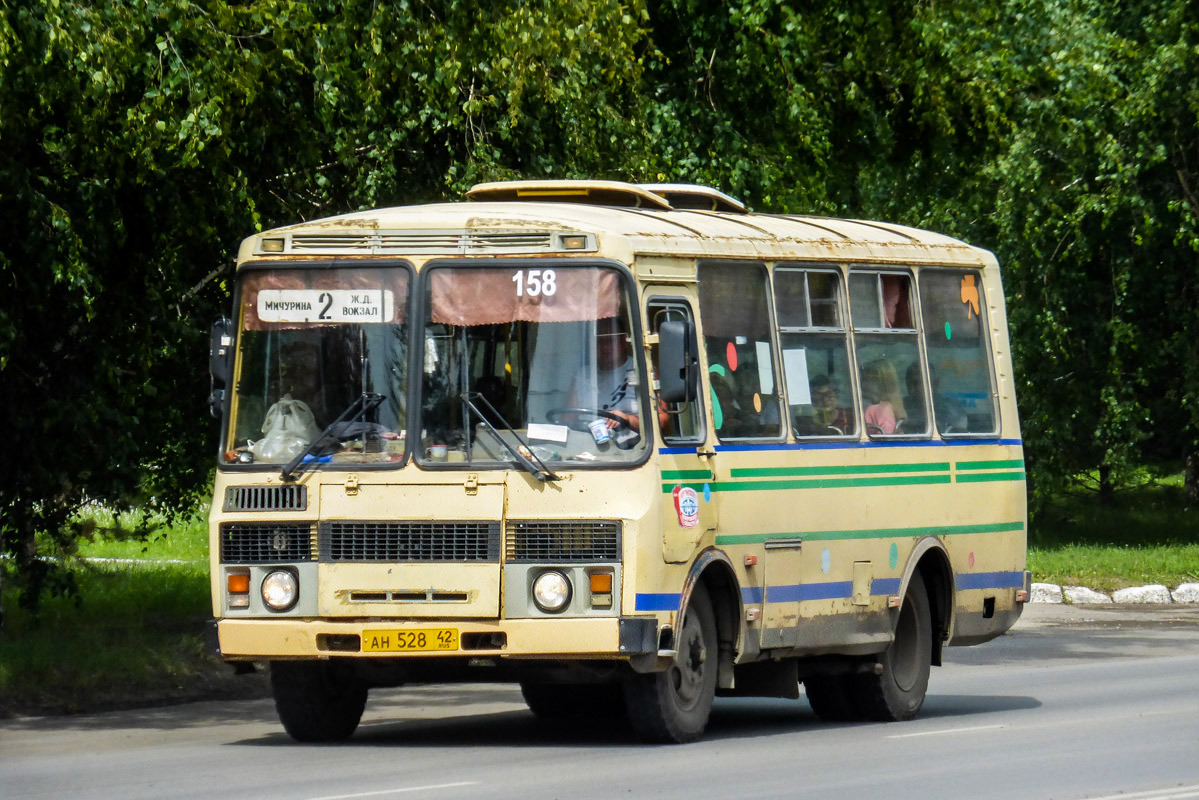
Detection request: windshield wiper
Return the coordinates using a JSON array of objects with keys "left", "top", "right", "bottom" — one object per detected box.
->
[
  {"left": 281, "top": 392, "right": 385, "bottom": 481},
  {"left": 460, "top": 391, "right": 559, "bottom": 482}
]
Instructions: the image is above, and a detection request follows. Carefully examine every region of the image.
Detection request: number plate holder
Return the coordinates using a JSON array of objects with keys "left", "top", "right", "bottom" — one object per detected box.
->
[{"left": 361, "top": 628, "right": 460, "bottom": 653}]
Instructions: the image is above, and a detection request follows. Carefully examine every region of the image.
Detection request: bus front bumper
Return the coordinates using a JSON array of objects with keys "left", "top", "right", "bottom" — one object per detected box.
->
[{"left": 213, "top": 616, "right": 659, "bottom": 661}]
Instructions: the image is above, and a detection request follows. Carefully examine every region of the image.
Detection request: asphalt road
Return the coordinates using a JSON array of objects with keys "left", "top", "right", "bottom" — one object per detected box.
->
[{"left": 3, "top": 604, "right": 1199, "bottom": 800}]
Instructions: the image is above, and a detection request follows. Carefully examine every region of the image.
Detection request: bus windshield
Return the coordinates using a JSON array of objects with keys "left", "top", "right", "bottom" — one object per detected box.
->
[
  {"left": 418, "top": 264, "right": 649, "bottom": 467},
  {"left": 224, "top": 266, "right": 410, "bottom": 466}
]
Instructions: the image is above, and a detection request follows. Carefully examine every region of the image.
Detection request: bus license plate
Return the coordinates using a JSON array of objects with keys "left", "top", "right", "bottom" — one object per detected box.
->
[{"left": 362, "top": 628, "right": 459, "bottom": 653}]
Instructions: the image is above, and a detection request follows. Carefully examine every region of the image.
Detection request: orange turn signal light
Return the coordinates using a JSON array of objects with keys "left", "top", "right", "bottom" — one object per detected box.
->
[
  {"left": 227, "top": 573, "right": 251, "bottom": 594},
  {"left": 589, "top": 572, "right": 613, "bottom": 594}
]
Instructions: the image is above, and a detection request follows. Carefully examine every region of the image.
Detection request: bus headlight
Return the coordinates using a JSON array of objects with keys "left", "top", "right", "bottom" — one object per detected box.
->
[
  {"left": 532, "top": 570, "right": 572, "bottom": 613},
  {"left": 261, "top": 570, "right": 299, "bottom": 612}
]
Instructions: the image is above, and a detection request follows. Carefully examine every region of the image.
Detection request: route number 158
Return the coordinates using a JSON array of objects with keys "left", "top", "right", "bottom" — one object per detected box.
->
[{"left": 512, "top": 269, "right": 557, "bottom": 298}]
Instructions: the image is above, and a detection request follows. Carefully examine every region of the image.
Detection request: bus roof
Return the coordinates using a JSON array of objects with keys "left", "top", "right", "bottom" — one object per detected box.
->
[{"left": 241, "top": 180, "right": 990, "bottom": 267}]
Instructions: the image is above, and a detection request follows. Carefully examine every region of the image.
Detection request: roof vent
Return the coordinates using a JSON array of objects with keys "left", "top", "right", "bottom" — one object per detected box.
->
[
  {"left": 466, "top": 180, "right": 674, "bottom": 211},
  {"left": 638, "top": 184, "right": 747, "bottom": 213}
]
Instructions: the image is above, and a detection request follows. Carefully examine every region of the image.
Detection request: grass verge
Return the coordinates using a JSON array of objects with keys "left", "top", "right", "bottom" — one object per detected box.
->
[
  {"left": 0, "top": 516, "right": 266, "bottom": 718},
  {"left": 1029, "top": 480, "right": 1199, "bottom": 593}
]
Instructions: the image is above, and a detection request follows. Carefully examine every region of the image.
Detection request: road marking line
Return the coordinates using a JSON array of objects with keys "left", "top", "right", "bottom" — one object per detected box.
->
[
  {"left": 1079, "top": 786, "right": 1199, "bottom": 800},
  {"left": 886, "top": 724, "right": 1005, "bottom": 739},
  {"left": 307, "top": 782, "right": 478, "bottom": 800}
]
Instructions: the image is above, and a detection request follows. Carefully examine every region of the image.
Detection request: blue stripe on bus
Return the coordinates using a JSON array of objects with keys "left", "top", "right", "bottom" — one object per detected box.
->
[
  {"left": 641, "top": 574, "right": 1017, "bottom": 612},
  {"left": 955, "top": 571, "right": 1025, "bottom": 591},
  {"left": 710, "top": 439, "right": 1023, "bottom": 453},
  {"left": 635, "top": 593, "right": 682, "bottom": 611},
  {"left": 872, "top": 578, "right": 902, "bottom": 595},
  {"left": 659, "top": 440, "right": 1022, "bottom": 456}
]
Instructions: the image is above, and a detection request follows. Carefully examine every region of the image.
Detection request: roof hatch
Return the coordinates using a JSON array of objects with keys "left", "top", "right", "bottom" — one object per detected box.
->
[
  {"left": 638, "top": 183, "right": 747, "bottom": 213},
  {"left": 466, "top": 180, "right": 674, "bottom": 210}
]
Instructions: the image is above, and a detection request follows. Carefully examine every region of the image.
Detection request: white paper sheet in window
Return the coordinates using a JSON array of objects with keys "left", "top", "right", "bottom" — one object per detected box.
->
[
  {"left": 756, "top": 341, "right": 774, "bottom": 394},
  {"left": 783, "top": 348, "right": 811, "bottom": 404}
]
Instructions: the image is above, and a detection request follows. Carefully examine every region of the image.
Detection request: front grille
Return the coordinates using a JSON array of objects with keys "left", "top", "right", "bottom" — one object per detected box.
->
[
  {"left": 220, "top": 523, "right": 314, "bottom": 563},
  {"left": 224, "top": 485, "right": 307, "bottom": 512},
  {"left": 506, "top": 520, "right": 621, "bottom": 562},
  {"left": 288, "top": 230, "right": 556, "bottom": 255},
  {"left": 322, "top": 521, "right": 500, "bottom": 562}
]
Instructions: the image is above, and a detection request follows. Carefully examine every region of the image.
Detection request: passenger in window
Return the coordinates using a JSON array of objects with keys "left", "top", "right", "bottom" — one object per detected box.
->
[
  {"left": 904, "top": 363, "right": 929, "bottom": 433},
  {"left": 927, "top": 363, "right": 968, "bottom": 434},
  {"left": 798, "top": 375, "right": 852, "bottom": 436},
  {"left": 861, "top": 359, "right": 906, "bottom": 435}
]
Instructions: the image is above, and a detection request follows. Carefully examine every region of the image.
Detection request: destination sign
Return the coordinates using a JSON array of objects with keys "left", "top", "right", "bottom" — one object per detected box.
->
[{"left": 257, "top": 289, "right": 394, "bottom": 323}]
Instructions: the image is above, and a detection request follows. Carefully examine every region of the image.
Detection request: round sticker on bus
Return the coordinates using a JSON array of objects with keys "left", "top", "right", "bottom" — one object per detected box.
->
[{"left": 672, "top": 485, "right": 700, "bottom": 529}]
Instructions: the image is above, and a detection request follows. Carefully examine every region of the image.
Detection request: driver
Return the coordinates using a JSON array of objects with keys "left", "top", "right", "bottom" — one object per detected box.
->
[{"left": 570, "top": 316, "right": 642, "bottom": 431}]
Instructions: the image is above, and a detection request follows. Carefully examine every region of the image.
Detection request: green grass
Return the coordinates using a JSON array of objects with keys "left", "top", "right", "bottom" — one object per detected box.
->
[
  {"left": 1029, "top": 478, "right": 1199, "bottom": 593},
  {"left": 0, "top": 515, "right": 264, "bottom": 718}
]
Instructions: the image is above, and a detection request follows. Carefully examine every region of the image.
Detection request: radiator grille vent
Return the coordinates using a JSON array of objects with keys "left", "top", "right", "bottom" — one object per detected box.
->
[
  {"left": 220, "top": 523, "right": 314, "bottom": 563},
  {"left": 322, "top": 521, "right": 500, "bottom": 562},
  {"left": 223, "top": 485, "right": 307, "bottom": 512},
  {"left": 505, "top": 520, "right": 621, "bottom": 562},
  {"left": 288, "top": 231, "right": 556, "bottom": 254}
]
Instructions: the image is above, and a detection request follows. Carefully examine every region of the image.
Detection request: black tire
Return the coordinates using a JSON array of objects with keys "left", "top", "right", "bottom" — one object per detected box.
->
[
  {"left": 623, "top": 582, "right": 718, "bottom": 743},
  {"left": 852, "top": 574, "right": 932, "bottom": 721},
  {"left": 803, "top": 675, "right": 861, "bottom": 722},
  {"left": 270, "top": 660, "right": 368, "bottom": 742},
  {"left": 520, "top": 681, "right": 625, "bottom": 719}
]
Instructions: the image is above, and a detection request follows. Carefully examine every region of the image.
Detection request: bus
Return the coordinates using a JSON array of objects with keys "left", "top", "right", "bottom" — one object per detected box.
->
[{"left": 207, "top": 179, "right": 1029, "bottom": 743}]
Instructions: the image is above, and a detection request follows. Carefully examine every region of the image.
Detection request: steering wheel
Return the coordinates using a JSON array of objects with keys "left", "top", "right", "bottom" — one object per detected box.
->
[{"left": 545, "top": 407, "right": 633, "bottom": 433}]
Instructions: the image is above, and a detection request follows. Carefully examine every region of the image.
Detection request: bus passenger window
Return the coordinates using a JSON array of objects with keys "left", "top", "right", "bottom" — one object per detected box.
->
[
  {"left": 918, "top": 270, "right": 997, "bottom": 435},
  {"left": 774, "top": 268, "right": 857, "bottom": 438},
  {"left": 850, "top": 270, "right": 928, "bottom": 437},
  {"left": 698, "top": 263, "right": 782, "bottom": 439}
]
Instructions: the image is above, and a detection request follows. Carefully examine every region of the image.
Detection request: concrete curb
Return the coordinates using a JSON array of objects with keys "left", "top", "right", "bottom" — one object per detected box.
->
[{"left": 1031, "top": 581, "right": 1199, "bottom": 604}]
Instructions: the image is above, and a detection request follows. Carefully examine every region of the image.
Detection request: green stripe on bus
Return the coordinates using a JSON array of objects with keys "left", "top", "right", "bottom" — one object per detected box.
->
[
  {"left": 955, "top": 471, "right": 1027, "bottom": 483},
  {"left": 730, "top": 462, "right": 950, "bottom": 478},
  {"left": 660, "top": 469, "right": 712, "bottom": 480},
  {"left": 956, "top": 459, "right": 1025, "bottom": 471},
  {"left": 661, "top": 474, "right": 952, "bottom": 495},
  {"left": 713, "top": 521, "right": 1025, "bottom": 546}
]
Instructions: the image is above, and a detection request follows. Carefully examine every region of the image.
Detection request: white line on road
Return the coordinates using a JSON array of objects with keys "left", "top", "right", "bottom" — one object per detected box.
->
[
  {"left": 306, "top": 782, "right": 478, "bottom": 800},
  {"left": 1077, "top": 785, "right": 1199, "bottom": 800},
  {"left": 886, "top": 724, "right": 1005, "bottom": 739}
]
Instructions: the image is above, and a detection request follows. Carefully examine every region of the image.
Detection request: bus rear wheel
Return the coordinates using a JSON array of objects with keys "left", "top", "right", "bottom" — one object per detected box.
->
[
  {"left": 623, "top": 583, "right": 718, "bottom": 743},
  {"left": 853, "top": 574, "right": 932, "bottom": 721},
  {"left": 270, "top": 660, "right": 368, "bottom": 742}
]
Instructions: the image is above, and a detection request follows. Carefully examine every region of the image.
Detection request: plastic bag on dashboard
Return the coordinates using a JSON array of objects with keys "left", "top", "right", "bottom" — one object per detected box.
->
[{"left": 251, "top": 395, "right": 321, "bottom": 461}]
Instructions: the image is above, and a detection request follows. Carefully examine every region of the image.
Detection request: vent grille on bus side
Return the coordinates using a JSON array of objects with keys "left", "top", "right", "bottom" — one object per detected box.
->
[
  {"left": 223, "top": 485, "right": 307, "bottom": 512},
  {"left": 321, "top": 521, "right": 501, "bottom": 563},
  {"left": 288, "top": 231, "right": 555, "bottom": 254},
  {"left": 505, "top": 520, "right": 622, "bottom": 562},
  {"left": 219, "top": 523, "right": 315, "bottom": 563}
]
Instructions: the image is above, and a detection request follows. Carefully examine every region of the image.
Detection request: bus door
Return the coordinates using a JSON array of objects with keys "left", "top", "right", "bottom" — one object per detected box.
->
[{"left": 646, "top": 294, "right": 715, "bottom": 563}]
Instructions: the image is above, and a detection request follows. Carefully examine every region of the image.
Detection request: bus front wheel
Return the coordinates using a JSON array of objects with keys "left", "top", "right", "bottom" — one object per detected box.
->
[
  {"left": 623, "top": 583, "right": 718, "bottom": 743},
  {"left": 854, "top": 574, "right": 932, "bottom": 721},
  {"left": 270, "top": 660, "right": 367, "bottom": 742}
]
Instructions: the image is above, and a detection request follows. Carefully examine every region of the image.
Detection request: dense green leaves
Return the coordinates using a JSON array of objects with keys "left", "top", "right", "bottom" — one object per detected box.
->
[{"left": 2, "top": 0, "right": 1197, "bottom": 607}]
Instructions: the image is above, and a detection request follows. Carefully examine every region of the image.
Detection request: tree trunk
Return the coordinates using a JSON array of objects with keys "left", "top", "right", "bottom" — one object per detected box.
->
[
  {"left": 1098, "top": 463, "right": 1114, "bottom": 504},
  {"left": 1186, "top": 452, "right": 1199, "bottom": 506}
]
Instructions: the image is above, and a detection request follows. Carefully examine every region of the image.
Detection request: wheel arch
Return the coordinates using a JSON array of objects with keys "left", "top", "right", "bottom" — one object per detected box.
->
[
  {"left": 681, "top": 547, "right": 742, "bottom": 690},
  {"left": 901, "top": 537, "right": 953, "bottom": 667}
]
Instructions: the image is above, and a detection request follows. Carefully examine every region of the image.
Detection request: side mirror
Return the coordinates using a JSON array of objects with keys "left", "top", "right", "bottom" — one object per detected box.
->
[
  {"left": 658, "top": 319, "right": 698, "bottom": 403},
  {"left": 208, "top": 318, "right": 234, "bottom": 419}
]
